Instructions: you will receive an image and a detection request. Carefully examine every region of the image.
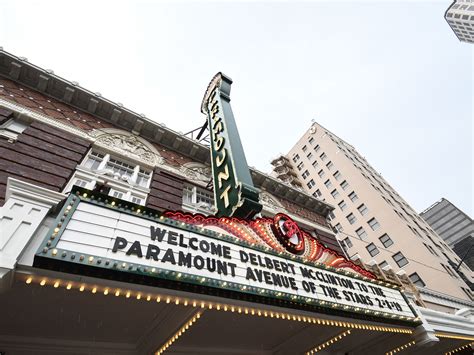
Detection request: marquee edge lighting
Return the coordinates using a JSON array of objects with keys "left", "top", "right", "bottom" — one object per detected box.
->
[
  {"left": 21, "top": 274, "right": 414, "bottom": 334},
  {"left": 435, "top": 333, "right": 474, "bottom": 341},
  {"left": 385, "top": 340, "right": 416, "bottom": 354},
  {"left": 155, "top": 310, "right": 203, "bottom": 354},
  {"left": 305, "top": 329, "right": 352, "bottom": 354},
  {"left": 444, "top": 342, "right": 474, "bottom": 355}
]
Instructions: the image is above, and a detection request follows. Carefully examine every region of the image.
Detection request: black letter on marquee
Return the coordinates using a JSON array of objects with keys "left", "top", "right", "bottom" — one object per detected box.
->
[
  {"left": 126, "top": 241, "right": 143, "bottom": 258},
  {"left": 112, "top": 237, "right": 128, "bottom": 252},
  {"left": 146, "top": 245, "right": 160, "bottom": 261},
  {"left": 150, "top": 226, "right": 167, "bottom": 242}
]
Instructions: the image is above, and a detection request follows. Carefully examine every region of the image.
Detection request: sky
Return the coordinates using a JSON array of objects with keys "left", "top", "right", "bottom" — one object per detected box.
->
[{"left": 1, "top": 0, "right": 472, "bottom": 216}]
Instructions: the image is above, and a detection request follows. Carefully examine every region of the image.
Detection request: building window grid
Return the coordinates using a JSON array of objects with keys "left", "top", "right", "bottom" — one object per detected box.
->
[
  {"left": 366, "top": 243, "right": 379, "bottom": 257},
  {"left": 338, "top": 200, "right": 347, "bottom": 211},
  {"left": 302, "top": 170, "right": 310, "bottom": 179},
  {"left": 314, "top": 144, "right": 320, "bottom": 152},
  {"left": 357, "top": 204, "right": 369, "bottom": 216},
  {"left": 340, "top": 180, "right": 349, "bottom": 191},
  {"left": 326, "top": 161, "right": 334, "bottom": 170},
  {"left": 318, "top": 169, "right": 325, "bottom": 178},
  {"left": 409, "top": 273, "right": 426, "bottom": 288},
  {"left": 307, "top": 179, "right": 315, "bottom": 189},
  {"left": 324, "top": 179, "right": 332, "bottom": 189},
  {"left": 368, "top": 217, "right": 380, "bottom": 231},
  {"left": 392, "top": 252, "right": 409, "bottom": 268},
  {"left": 379, "top": 261, "right": 389, "bottom": 269},
  {"left": 320, "top": 152, "right": 327, "bottom": 161},
  {"left": 331, "top": 189, "right": 340, "bottom": 199},
  {"left": 346, "top": 213, "right": 357, "bottom": 225},
  {"left": 348, "top": 191, "right": 358, "bottom": 202},
  {"left": 307, "top": 152, "right": 313, "bottom": 160},
  {"left": 297, "top": 162, "right": 304, "bottom": 171},
  {"left": 379, "top": 233, "right": 393, "bottom": 248},
  {"left": 333, "top": 171, "right": 342, "bottom": 181},
  {"left": 356, "top": 227, "right": 368, "bottom": 240},
  {"left": 335, "top": 223, "right": 343, "bottom": 232}
]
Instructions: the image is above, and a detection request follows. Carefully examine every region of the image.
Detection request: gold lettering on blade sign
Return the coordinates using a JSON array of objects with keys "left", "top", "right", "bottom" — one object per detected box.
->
[{"left": 209, "top": 88, "right": 231, "bottom": 208}]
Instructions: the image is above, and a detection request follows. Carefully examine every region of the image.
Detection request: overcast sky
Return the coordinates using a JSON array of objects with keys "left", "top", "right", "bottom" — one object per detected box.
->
[{"left": 1, "top": 0, "right": 472, "bottom": 216}]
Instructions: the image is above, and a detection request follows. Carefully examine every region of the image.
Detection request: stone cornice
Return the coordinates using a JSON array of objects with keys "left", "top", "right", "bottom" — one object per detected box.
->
[{"left": 0, "top": 49, "right": 334, "bottom": 218}]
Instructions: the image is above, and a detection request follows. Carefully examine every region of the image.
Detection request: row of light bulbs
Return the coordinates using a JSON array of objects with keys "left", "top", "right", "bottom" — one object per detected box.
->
[
  {"left": 385, "top": 340, "right": 416, "bottom": 354},
  {"left": 24, "top": 274, "right": 413, "bottom": 335},
  {"left": 154, "top": 311, "right": 203, "bottom": 354},
  {"left": 435, "top": 333, "right": 474, "bottom": 341},
  {"left": 445, "top": 342, "right": 474, "bottom": 355},
  {"left": 305, "top": 329, "right": 352, "bottom": 354}
]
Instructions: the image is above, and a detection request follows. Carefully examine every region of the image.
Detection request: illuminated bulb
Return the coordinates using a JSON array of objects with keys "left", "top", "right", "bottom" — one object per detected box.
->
[
  {"left": 137, "top": 294, "right": 141, "bottom": 300},
  {"left": 157, "top": 296, "right": 161, "bottom": 303},
  {"left": 54, "top": 281, "right": 60, "bottom": 288},
  {"left": 115, "top": 290, "right": 120, "bottom": 297},
  {"left": 66, "top": 283, "right": 72, "bottom": 290},
  {"left": 26, "top": 277, "right": 32, "bottom": 284},
  {"left": 92, "top": 287, "right": 97, "bottom": 294},
  {"left": 40, "top": 279, "right": 46, "bottom": 286},
  {"left": 104, "top": 288, "right": 109, "bottom": 295},
  {"left": 126, "top": 291, "right": 130, "bottom": 298},
  {"left": 79, "top": 285, "right": 85, "bottom": 292},
  {"left": 166, "top": 297, "right": 170, "bottom": 304}
]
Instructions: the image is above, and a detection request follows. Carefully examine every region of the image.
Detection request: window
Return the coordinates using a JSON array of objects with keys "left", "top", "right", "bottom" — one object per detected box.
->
[
  {"left": 320, "top": 152, "right": 327, "bottom": 161},
  {"left": 307, "top": 179, "right": 315, "bottom": 189},
  {"left": 308, "top": 137, "right": 314, "bottom": 144},
  {"left": 302, "top": 145, "right": 307, "bottom": 152},
  {"left": 392, "top": 252, "right": 408, "bottom": 268},
  {"left": 333, "top": 171, "right": 342, "bottom": 181},
  {"left": 73, "top": 179, "right": 88, "bottom": 188},
  {"left": 424, "top": 243, "right": 439, "bottom": 256},
  {"left": 312, "top": 160, "right": 319, "bottom": 168},
  {"left": 302, "top": 170, "right": 310, "bottom": 179},
  {"left": 335, "top": 223, "right": 343, "bottom": 232},
  {"left": 318, "top": 169, "right": 325, "bottom": 178},
  {"left": 307, "top": 152, "right": 313, "bottom": 160},
  {"left": 379, "top": 261, "right": 388, "bottom": 269},
  {"left": 313, "top": 189, "right": 322, "bottom": 198},
  {"left": 340, "top": 180, "right": 349, "bottom": 191},
  {"left": 379, "top": 234, "right": 393, "bottom": 248},
  {"left": 76, "top": 150, "right": 151, "bottom": 205},
  {"left": 356, "top": 227, "right": 368, "bottom": 240},
  {"left": 338, "top": 200, "right": 347, "bottom": 211},
  {"left": 297, "top": 162, "right": 304, "bottom": 170},
  {"left": 357, "top": 204, "right": 368, "bottom": 216},
  {"left": 331, "top": 189, "right": 340, "bottom": 199},
  {"left": 84, "top": 151, "right": 105, "bottom": 170},
  {"left": 441, "top": 264, "right": 458, "bottom": 279},
  {"left": 343, "top": 237, "right": 352, "bottom": 248},
  {"left": 292, "top": 154, "right": 300, "bottom": 163},
  {"left": 314, "top": 144, "right": 320, "bottom": 152},
  {"left": 183, "top": 185, "right": 214, "bottom": 210},
  {"left": 409, "top": 273, "right": 426, "bottom": 288},
  {"left": 411, "top": 227, "right": 423, "bottom": 239},
  {"left": 366, "top": 243, "right": 379, "bottom": 257},
  {"left": 348, "top": 191, "right": 358, "bottom": 202},
  {"left": 324, "top": 179, "right": 332, "bottom": 189},
  {"left": 368, "top": 217, "right": 380, "bottom": 231},
  {"left": 326, "top": 161, "right": 334, "bottom": 170},
  {"left": 460, "top": 287, "right": 473, "bottom": 301},
  {"left": 346, "top": 213, "right": 357, "bottom": 225},
  {"left": 327, "top": 211, "right": 335, "bottom": 221}
]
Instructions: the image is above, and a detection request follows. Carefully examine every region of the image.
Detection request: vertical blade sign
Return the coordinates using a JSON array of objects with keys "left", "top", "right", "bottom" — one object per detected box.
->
[{"left": 201, "top": 73, "right": 262, "bottom": 219}]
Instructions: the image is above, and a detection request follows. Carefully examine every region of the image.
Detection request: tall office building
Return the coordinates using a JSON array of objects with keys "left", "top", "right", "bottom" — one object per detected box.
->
[
  {"left": 421, "top": 199, "right": 473, "bottom": 271},
  {"left": 445, "top": 0, "right": 474, "bottom": 43},
  {"left": 271, "top": 122, "right": 473, "bottom": 309}
]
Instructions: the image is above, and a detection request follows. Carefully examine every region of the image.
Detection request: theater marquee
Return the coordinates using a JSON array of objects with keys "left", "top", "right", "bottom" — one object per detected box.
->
[{"left": 35, "top": 191, "right": 417, "bottom": 322}]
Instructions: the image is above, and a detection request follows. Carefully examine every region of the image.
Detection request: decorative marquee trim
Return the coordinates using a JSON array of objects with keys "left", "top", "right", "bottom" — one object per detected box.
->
[{"left": 163, "top": 211, "right": 375, "bottom": 279}]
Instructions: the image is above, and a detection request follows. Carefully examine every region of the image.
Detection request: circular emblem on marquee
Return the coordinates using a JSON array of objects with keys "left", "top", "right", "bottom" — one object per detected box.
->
[{"left": 272, "top": 213, "right": 305, "bottom": 255}]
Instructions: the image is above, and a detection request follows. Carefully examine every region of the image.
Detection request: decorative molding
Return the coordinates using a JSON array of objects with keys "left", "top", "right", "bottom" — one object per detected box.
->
[
  {"left": 91, "top": 129, "right": 163, "bottom": 167},
  {"left": 5, "top": 177, "right": 65, "bottom": 208},
  {"left": 180, "top": 162, "right": 211, "bottom": 183},
  {"left": 0, "top": 98, "right": 92, "bottom": 141}
]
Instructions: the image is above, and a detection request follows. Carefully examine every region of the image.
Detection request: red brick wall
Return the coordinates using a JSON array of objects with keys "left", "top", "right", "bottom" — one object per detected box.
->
[
  {"left": 146, "top": 168, "right": 184, "bottom": 211},
  {"left": 0, "top": 121, "right": 91, "bottom": 205}
]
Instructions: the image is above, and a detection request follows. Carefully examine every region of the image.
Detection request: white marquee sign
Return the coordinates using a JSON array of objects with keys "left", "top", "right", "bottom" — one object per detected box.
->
[{"left": 38, "top": 199, "right": 416, "bottom": 320}]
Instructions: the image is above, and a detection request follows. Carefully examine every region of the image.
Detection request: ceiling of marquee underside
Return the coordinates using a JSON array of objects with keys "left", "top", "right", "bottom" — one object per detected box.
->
[{"left": 0, "top": 280, "right": 469, "bottom": 355}]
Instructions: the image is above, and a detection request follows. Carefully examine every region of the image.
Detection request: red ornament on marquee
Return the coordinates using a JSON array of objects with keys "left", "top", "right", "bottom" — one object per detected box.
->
[{"left": 163, "top": 210, "right": 375, "bottom": 279}]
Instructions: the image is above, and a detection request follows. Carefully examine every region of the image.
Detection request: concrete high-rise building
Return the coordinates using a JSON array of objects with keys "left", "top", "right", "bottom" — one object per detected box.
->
[
  {"left": 421, "top": 199, "right": 473, "bottom": 271},
  {"left": 271, "top": 122, "right": 473, "bottom": 310},
  {"left": 445, "top": 0, "right": 474, "bottom": 43}
]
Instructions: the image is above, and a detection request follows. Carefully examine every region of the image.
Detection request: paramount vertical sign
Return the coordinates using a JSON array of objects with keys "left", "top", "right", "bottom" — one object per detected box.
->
[{"left": 201, "top": 73, "right": 262, "bottom": 219}]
